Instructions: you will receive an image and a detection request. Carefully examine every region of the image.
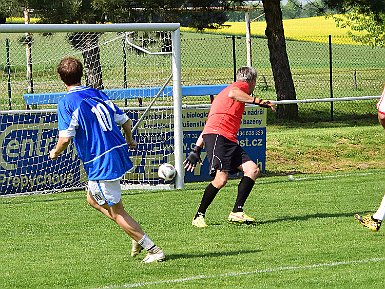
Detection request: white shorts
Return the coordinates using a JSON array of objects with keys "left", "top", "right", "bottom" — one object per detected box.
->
[{"left": 87, "top": 180, "right": 122, "bottom": 207}]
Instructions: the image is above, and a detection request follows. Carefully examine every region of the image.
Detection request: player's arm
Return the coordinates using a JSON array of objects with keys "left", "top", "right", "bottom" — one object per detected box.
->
[
  {"left": 121, "top": 119, "right": 137, "bottom": 149},
  {"left": 50, "top": 136, "right": 72, "bottom": 160},
  {"left": 184, "top": 133, "right": 204, "bottom": 172},
  {"left": 228, "top": 87, "right": 276, "bottom": 111}
]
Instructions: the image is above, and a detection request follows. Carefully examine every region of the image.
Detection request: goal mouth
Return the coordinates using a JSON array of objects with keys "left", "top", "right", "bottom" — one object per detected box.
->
[{"left": 0, "top": 23, "right": 183, "bottom": 196}]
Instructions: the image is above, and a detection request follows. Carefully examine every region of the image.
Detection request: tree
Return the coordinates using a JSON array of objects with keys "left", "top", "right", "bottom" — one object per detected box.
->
[
  {"left": 281, "top": 0, "right": 302, "bottom": 19},
  {"left": 262, "top": 0, "right": 298, "bottom": 119},
  {"left": 0, "top": 0, "right": 232, "bottom": 88},
  {"left": 1, "top": 0, "right": 300, "bottom": 119},
  {"left": 323, "top": 0, "right": 385, "bottom": 47},
  {"left": 0, "top": 0, "right": 18, "bottom": 23},
  {"left": 323, "top": 0, "right": 385, "bottom": 16},
  {"left": 302, "top": 0, "right": 331, "bottom": 18}
]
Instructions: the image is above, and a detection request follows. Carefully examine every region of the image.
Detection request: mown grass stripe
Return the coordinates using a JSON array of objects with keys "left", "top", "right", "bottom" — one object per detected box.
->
[{"left": 98, "top": 257, "right": 385, "bottom": 289}]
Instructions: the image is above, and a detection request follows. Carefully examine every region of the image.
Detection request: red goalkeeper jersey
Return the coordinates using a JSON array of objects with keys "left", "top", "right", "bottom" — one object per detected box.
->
[{"left": 202, "top": 81, "right": 249, "bottom": 143}]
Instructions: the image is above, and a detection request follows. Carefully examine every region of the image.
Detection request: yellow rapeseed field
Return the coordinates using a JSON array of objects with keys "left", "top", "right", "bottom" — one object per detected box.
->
[{"left": 182, "top": 16, "right": 359, "bottom": 45}]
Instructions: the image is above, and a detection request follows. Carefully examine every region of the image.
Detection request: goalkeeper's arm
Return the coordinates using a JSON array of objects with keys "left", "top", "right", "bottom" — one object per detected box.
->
[
  {"left": 184, "top": 134, "right": 204, "bottom": 172},
  {"left": 228, "top": 87, "right": 276, "bottom": 111}
]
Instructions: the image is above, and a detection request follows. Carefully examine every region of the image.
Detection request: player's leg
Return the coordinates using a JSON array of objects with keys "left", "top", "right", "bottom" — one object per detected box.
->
[
  {"left": 87, "top": 190, "right": 113, "bottom": 220},
  {"left": 233, "top": 160, "right": 259, "bottom": 212},
  {"left": 228, "top": 150, "right": 259, "bottom": 224},
  {"left": 88, "top": 180, "right": 165, "bottom": 262},
  {"left": 192, "top": 134, "right": 229, "bottom": 227},
  {"left": 373, "top": 194, "right": 385, "bottom": 222},
  {"left": 107, "top": 201, "right": 145, "bottom": 240},
  {"left": 192, "top": 170, "right": 228, "bottom": 227},
  {"left": 87, "top": 189, "right": 147, "bottom": 248},
  {"left": 201, "top": 170, "right": 228, "bottom": 214},
  {"left": 355, "top": 193, "right": 385, "bottom": 232},
  {"left": 87, "top": 187, "right": 143, "bottom": 256}
]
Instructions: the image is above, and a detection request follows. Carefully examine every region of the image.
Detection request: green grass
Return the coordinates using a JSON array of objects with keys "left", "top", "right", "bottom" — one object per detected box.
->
[
  {"left": 1, "top": 170, "right": 385, "bottom": 288},
  {"left": 266, "top": 119, "right": 385, "bottom": 174},
  {"left": 2, "top": 121, "right": 385, "bottom": 288}
]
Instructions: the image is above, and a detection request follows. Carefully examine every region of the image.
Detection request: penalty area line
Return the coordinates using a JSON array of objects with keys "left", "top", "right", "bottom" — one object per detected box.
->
[{"left": 97, "top": 257, "right": 385, "bottom": 289}]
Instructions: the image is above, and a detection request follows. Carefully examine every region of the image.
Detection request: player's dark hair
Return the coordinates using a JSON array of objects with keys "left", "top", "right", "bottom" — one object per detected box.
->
[
  {"left": 236, "top": 66, "right": 257, "bottom": 83},
  {"left": 57, "top": 57, "right": 83, "bottom": 86}
]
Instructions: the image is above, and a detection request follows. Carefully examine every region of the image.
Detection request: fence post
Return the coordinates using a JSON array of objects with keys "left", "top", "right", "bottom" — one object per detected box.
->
[
  {"left": 245, "top": 10, "right": 252, "bottom": 67},
  {"left": 24, "top": 8, "right": 34, "bottom": 110},
  {"left": 329, "top": 35, "right": 334, "bottom": 121},
  {"left": 231, "top": 35, "right": 237, "bottom": 81},
  {"left": 122, "top": 37, "right": 128, "bottom": 107},
  {"left": 6, "top": 38, "right": 12, "bottom": 110}
]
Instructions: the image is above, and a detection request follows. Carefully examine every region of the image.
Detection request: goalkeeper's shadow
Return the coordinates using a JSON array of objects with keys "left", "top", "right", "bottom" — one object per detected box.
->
[{"left": 257, "top": 211, "right": 371, "bottom": 225}]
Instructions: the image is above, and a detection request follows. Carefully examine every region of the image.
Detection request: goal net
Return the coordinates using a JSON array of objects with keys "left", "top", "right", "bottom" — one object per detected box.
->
[{"left": 0, "top": 23, "right": 183, "bottom": 196}]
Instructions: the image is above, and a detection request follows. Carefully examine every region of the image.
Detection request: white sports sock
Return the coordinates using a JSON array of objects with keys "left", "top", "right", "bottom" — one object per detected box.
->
[
  {"left": 138, "top": 234, "right": 156, "bottom": 251},
  {"left": 373, "top": 194, "right": 385, "bottom": 221}
]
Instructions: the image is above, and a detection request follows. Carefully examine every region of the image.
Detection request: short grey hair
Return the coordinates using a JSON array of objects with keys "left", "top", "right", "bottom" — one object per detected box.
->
[{"left": 236, "top": 66, "right": 257, "bottom": 83}]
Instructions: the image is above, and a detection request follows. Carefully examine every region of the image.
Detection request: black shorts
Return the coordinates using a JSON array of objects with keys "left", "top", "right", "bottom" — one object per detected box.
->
[{"left": 203, "top": 134, "right": 251, "bottom": 177}]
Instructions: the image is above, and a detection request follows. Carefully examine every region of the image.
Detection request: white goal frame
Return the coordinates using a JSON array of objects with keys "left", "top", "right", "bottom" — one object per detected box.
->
[{"left": 0, "top": 23, "right": 184, "bottom": 193}]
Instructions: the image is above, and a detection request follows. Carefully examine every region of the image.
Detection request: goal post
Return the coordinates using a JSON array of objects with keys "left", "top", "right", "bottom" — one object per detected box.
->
[{"left": 0, "top": 23, "right": 184, "bottom": 195}]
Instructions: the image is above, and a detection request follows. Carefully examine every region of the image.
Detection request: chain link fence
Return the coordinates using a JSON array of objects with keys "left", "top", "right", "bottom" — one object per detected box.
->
[
  {"left": 1, "top": 31, "right": 384, "bottom": 122},
  {"left": 181, "top": 33, "right": 385, "bottom": 122}
]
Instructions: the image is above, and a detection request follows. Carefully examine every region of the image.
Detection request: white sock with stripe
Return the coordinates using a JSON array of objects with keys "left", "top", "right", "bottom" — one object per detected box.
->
[{"left": 138, "top": 234, "right": 159, "bottom": 253}]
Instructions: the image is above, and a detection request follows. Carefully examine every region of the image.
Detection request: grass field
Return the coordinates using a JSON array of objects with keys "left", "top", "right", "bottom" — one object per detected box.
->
[
  {"left": 1, "top": 170, "right": 385, "bottom": 289},
  {"left": 1, "top": 122, "right": 385, "bottom": 289},
  {"left": 1, "top": 16, "right": 385, "bottom": 289}
]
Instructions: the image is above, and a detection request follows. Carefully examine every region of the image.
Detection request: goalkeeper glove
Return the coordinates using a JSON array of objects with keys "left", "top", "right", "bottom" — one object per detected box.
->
[
  {"left": 184, "top": 145, "right": 202, "bottom": 171},
  {"left": 253, "top": 97, "right": 275, "bottom": 110}
]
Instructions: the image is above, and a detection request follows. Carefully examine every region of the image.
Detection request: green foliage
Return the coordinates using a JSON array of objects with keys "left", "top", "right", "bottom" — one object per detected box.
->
[
  {"left": 281, "top": 0, "right": 303, "bottom": 19},
  {"left": 324, "top": 0, "right": 385, "bottom": 16},
  {"left": 333, "top": 9, "right": 385, "bottom": 47},
  {"left": 0, "top": 0, "right": 233, "bottom": 30},
  {"left": 280, "top": 0, "right": 333, "bottom": 19}
]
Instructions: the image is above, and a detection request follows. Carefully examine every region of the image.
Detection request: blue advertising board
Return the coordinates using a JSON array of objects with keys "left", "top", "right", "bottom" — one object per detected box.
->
[
  {"left": 182, "top": 106, "right": 266, "bottom": 182},
  {"left": 0, "top": 112, "right": 82, "bottom": 195},
  {"left": 0, "top": 106, "right": 266, "bottom": 194}
]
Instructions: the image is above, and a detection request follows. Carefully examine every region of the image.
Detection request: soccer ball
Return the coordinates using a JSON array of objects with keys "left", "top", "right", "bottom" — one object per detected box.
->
[{"left": 158, "top": 163, "right": 176, "bottom": 181}]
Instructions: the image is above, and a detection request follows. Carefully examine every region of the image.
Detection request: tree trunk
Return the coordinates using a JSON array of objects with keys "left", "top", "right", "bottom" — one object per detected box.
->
[{"left": 263, "top": 0, "right": 298, "bottom": 120}]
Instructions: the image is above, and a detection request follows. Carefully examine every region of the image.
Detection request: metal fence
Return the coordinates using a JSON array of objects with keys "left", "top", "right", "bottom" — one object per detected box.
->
[
  {"left": 180, "top": 33, "right": 385, "bottom": 122},
  {"left": 1, "top": 32, "right": 384, "bottom": 122}
]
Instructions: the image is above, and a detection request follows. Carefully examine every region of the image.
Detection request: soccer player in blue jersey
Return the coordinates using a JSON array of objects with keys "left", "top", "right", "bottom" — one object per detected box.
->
[{"left": 49, "top": 57, "right": 164, "bottom": 263}]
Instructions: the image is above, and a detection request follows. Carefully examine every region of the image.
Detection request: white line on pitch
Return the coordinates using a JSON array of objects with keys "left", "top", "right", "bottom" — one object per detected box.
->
[{"left": 97, "top": 257, "right": 385, "bottom": 289}]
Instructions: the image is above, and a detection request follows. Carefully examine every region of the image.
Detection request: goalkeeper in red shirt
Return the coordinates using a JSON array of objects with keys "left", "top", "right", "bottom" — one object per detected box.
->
[{"left": 184, "top": 67, "right": 276, "bottom": 228}]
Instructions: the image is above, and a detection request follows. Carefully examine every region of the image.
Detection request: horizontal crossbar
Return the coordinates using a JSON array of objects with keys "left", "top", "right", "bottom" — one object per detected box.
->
[{"left": 23, "top": 85, "right": 228, "bottom": 105}]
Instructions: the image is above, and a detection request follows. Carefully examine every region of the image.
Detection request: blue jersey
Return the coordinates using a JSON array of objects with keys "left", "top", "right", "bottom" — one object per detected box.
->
[{"left": 57, "top": 86, "right": 133, "bottom": 181}]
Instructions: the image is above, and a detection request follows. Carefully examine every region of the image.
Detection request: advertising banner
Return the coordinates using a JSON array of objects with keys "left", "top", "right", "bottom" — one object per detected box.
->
[
  {"left": 182, "top": 106, "right": 266, "bottom": 182},
  {"left": 0, "top": 106, "right": 266, "bottom": 194},
  {"left": 0, "top": 113, "right": 82, "bottom": 195}
]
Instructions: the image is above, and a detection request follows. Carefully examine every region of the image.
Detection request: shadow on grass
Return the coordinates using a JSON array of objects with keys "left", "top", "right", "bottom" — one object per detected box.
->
[
  {"left": 257, "top": 211, "right": 371, "bottom": 225},
  {"left": 165, "top": 248, "right": 262, "bottom": 261}
]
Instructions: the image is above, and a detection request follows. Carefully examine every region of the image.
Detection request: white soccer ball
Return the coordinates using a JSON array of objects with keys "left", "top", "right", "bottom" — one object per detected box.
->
[{"left": 158, "top": 163, "right": 176, "bottom": 181}]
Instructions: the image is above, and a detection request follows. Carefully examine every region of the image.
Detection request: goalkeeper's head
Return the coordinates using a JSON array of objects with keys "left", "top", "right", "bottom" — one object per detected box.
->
[
  {"left": 57, "top": 57, "right": 83, "bottom": 86},
  {"left": 236, "top": 66, "right": 257, "bottom": 94}
]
